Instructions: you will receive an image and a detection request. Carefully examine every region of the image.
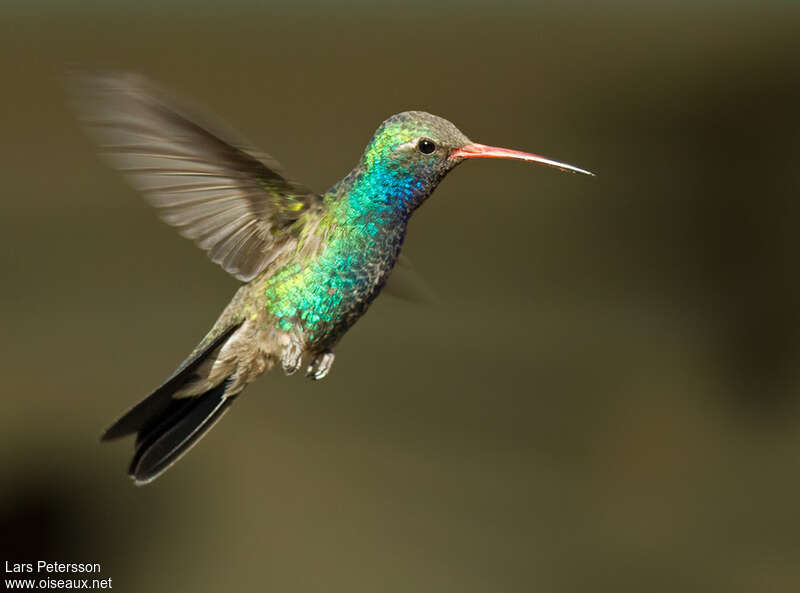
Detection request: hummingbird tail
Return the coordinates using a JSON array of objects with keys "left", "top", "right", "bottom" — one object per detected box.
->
[
  {"left": 127, "top": 378, "right": 236, "bottom": 485},
  {"left": 101, "top": 321, "right": 244, "bottom": 484}
]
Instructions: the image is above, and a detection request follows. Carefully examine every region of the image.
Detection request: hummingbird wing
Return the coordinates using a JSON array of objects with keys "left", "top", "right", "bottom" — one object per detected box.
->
[
  {"left": 71, "top": 73, "right": 322, "bottom": 282},
  {"left": 383, "top": 254, "right": 440, "bottom": 305}
]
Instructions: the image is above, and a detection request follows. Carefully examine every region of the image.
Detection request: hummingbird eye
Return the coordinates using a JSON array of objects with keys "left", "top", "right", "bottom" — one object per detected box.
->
[{"left": 417, "top": 138, "right": 436, "bottom": 154}]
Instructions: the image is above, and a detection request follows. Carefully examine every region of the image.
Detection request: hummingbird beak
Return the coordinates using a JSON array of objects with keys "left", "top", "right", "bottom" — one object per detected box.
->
[{"left": 451, "top": 143, "right": 594, "bottom": 176}]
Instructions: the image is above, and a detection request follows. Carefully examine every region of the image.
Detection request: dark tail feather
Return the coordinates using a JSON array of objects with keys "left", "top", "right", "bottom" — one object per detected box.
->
[
  {"left": 101, "top": 322, "right": 243, "bottom": 484},
  {"left": 101, "top": 322, "right": 241, "bottom": 442},
  {"left": 129, "top": 379, "right": 235, "bottom": 484}
]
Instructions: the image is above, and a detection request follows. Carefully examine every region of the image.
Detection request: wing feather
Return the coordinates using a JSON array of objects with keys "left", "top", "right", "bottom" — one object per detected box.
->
[{"left": 72, "top": 72, "right": 322, "bottom": 281}]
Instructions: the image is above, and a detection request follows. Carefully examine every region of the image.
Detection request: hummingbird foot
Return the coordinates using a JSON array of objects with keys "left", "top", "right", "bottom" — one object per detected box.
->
[
  {"left": 281, "top": 340, "right": 304, "bottom": 375},
  {"left": 306, "top": 351, "right": 335, "bottom": 381}
]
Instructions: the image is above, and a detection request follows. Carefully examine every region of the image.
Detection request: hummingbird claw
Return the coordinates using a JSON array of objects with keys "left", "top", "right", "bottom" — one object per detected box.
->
[
  {"left": 307, "top": 351, "right": 335, "bottom": 381},
  {"left": 281, "top": 341, "right": 304, "bottom": 375}
]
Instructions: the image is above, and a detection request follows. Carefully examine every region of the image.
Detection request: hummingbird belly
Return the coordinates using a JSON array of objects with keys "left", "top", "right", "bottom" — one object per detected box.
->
[{"left": 261, "top": 225, "right": 405, "bottom": 352}]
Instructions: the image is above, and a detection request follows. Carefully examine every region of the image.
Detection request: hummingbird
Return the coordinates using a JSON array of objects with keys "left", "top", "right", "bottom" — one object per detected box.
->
[{"left": 74, "top": 73, "right": 593, "bottom": 485}]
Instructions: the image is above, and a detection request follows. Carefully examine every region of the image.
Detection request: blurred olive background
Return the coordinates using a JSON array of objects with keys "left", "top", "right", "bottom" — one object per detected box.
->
[{"left": 2, "top": 1, "right": 800, "bottom": 591}]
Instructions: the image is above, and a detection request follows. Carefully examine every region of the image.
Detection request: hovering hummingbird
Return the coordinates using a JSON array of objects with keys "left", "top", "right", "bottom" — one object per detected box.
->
[{"left": 74, "top": 73, "right": 593, "bottom": 485}]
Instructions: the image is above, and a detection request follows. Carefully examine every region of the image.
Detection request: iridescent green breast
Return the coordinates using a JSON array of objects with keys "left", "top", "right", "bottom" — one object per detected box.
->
[
  {"left": 261, "top": 222, "right": 406, "bottom": 347},
  {"left": 261, "top": 169, "right": 413, "bottom": 348}
]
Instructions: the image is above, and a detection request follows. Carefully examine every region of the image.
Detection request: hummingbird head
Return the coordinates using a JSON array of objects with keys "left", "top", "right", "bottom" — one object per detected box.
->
[
  {"left": 360, "top": 111, "right": 469, "bottom": 204},
  {"left": 357, "top": 111, "right": 593, "bottom": 214}
]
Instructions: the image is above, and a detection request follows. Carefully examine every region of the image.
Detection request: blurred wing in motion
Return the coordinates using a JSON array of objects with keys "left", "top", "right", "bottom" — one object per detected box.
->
[
  {"left": 71, "top": 72, "right": 322, "bottom": 282},
  {"left": 384, "top": 254, "right": 440, "bottom": 305}
]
